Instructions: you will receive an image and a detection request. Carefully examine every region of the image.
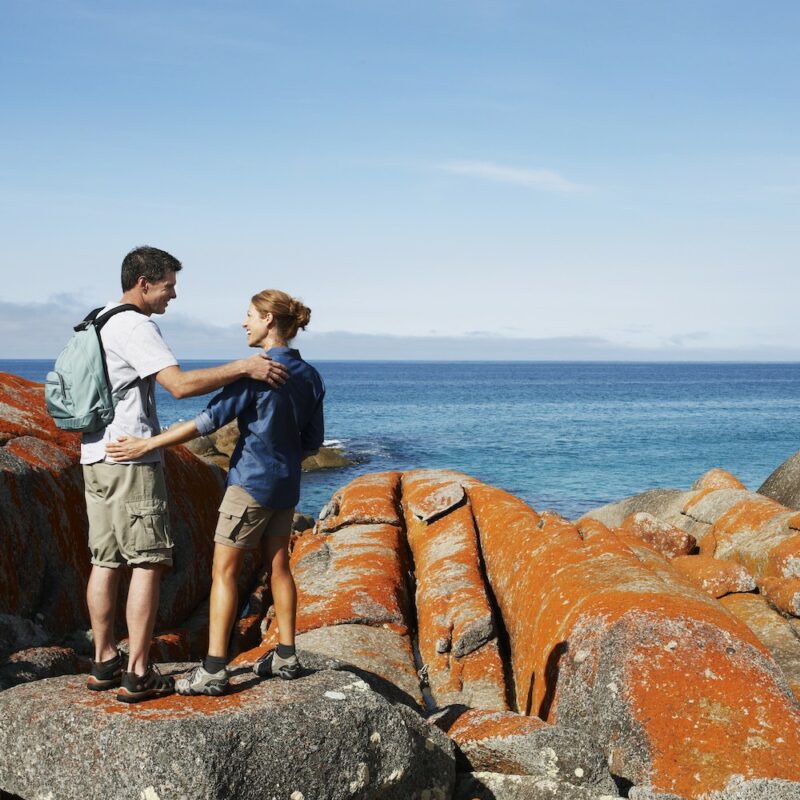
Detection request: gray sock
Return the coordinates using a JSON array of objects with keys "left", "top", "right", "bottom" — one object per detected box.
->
[
  {"left": 276, "top": 644, "right": 295, "bottom": 659},
  {"left": 204, "top": 655, "right": 227, "bottom": 674}
]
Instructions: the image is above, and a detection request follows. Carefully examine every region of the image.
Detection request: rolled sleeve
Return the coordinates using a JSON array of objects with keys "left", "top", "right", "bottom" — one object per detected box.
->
[{"left": 194, "top": 410, "right": 215, "bottom": 436}]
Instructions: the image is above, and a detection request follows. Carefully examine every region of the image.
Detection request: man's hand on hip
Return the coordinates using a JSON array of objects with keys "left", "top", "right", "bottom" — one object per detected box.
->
[{"left": 244, "top": 354, "right": 289, "bottom": 388}]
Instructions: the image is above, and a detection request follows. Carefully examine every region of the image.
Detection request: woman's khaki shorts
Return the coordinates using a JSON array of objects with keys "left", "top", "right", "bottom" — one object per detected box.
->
[
  {"left": 83, "top": 462, "right": 173, "bottom": 568},
  {"left": 214, "top": 484, "right": 294, "bottom": 550}
]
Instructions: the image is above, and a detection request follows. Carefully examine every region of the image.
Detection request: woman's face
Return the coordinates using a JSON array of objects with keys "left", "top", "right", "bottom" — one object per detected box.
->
[{"left": 242, "top": 303, "right": 271, "bottom": 348}]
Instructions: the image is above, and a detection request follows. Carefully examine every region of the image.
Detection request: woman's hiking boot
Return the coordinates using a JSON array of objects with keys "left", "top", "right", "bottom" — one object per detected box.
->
[
  {"left": 86, "top": 649, "right": 123, "bottom": 691},
  {"left": 253, "top": 650, "right": 302, "bottom": 680},
  {"left": 175, "top": 664, "right": 229, "bottom": 696},
  {"left": 116, "top": 664, "right": 175, "bottom": 703}
]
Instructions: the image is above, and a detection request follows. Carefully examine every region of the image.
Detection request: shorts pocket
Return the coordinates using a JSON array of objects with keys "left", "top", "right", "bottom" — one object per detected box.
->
[
  {"left": 216, "top": 497, "right": 246, "bottom": 542},
  {"left": 126, "top": 498, "right": 172, "bottom": 551}
]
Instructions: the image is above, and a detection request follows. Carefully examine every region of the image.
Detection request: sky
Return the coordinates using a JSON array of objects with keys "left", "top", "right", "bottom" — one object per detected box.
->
[{"left": 1, "top": 1, "right": 798, "bottom": 360}]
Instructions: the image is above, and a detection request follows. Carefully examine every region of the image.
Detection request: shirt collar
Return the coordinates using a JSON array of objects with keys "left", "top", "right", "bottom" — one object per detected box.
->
[{"left": 266, "top": 346, "right": 299, "bottom": 358}]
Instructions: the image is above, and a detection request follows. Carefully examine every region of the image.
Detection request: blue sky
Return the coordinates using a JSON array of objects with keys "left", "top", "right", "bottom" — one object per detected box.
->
[{"left": 1, "top": 1, "right": 798, "bottom": 359}]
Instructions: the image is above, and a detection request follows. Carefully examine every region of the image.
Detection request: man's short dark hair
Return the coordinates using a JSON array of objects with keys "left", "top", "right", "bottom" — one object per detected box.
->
[{"left": 121, "top": 246, "right": 183, "bottom": 291}]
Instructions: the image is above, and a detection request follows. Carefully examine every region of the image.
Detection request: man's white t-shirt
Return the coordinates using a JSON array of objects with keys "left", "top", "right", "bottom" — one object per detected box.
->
[{"left": 80, "top": 303, "right": 178, "bottom": 465}]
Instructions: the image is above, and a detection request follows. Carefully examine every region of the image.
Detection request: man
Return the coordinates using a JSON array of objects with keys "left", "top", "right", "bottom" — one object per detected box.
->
[{"left": 82, "top": 245, "right": 287, "bottom": 703}]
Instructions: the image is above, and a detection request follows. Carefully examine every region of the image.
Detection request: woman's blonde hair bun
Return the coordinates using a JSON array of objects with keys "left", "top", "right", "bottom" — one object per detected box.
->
[{"left": 251, "top": 289, "right": 311, "bottom": 340}]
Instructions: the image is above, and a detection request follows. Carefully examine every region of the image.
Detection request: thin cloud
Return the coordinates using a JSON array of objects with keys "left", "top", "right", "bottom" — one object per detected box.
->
[{"left": 437, "top": 160, "right": 589, "bottom": 193}]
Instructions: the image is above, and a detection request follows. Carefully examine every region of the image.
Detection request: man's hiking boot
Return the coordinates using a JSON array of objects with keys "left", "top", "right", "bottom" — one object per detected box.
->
[
  {"left": 87, "top": 649, "right": 123, "bottom": 691},
  {"left": 116, "top": 664, "right": 174, "bottom": 703},
  {"left": 253, "top": 650, "right": 302, "bottom": 680},
  {"left": 175, "top": 664, "right": 229, "bottom": 697}
]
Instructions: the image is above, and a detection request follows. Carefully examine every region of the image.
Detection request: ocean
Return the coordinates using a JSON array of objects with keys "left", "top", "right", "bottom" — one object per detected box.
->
[{"left": 4, "top": 359, "right": 800, "bottom": 519}]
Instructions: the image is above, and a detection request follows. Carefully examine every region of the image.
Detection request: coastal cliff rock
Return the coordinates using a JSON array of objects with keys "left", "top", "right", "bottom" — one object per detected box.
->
[
  {"left": 584, "top": 469, "right": 800, "bottom": 620},
  {"left": 240, "top": 470, "right": 800, "bottom": 799},
  {"left": 402, "top": 469, "right": 507, "bottom": 711},
  {"left": 0, "top": 372, "right": 225, "bottom": 680}
]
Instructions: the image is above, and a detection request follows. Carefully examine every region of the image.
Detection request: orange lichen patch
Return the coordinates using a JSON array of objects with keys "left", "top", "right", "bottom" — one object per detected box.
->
[
  {"left": 444, "top": 707, "right": 548, "bottom": 742},
  {"left": 5, "top": 436, "right": 75, "bottom": 470},
  {"left": 575, "top": 517, "right": 612, "bottom": 542},
  {"left": 720, "top": 593, "right": 800, "bottom": 700},
  {"left": 682, "top": 488, "right": 751, "bottom": 523},
  {"left": 317, "top": 471, "right": 402, "bottom": 532},
  {"left": 758, "top": 576, "right": 800, "bottom": 617},
  {"left": 764, "top": 533, "right": 800, "bottom": 579},
  {"left": 615, "top": 610, "right": 800, "bottom": 797},
  {"left": 467, "top": 478, "right": 800, "bottom": 793},
  {"left": 619, "top": 512, "right": 696, "bottom": 558},
  {"left": 670, "top": 555, "right": 756, "bottom": 598},
  {"left": 402, "top": 468, "right": 469, "bottom": 522},
  {"left": 788, "top": 512, "right": 800, "bottom": 531},
  {"left": 0, "top": 373, "right": 81, "bottom": 452},
  {"left": 402, "top": 493, "right": 506, "bottom": 709},
  {"left": 260, "top": 524, "right": 411, "bottom": 646},
  {"left": 703, "top": 496, "right": 797, "bottom": 577},
  {"left": 79, "top": 680, "right": 247, "bottom": 719},
  {"left": 707, "top": 496, "right": 786, "bottom": 546},
  {"left": 692, "top": 468, "right": 746, "bottom": 492}
]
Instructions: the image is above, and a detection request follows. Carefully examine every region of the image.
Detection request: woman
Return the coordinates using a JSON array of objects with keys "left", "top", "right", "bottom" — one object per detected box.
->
[{"left": 106, "top": 289, "right": 324, "bottom": 695}]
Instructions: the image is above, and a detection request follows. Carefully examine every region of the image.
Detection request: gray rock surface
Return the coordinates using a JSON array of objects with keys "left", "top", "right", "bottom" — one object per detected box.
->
[
  {"left": 581, "top": 489, "right": 691, "bottom": 528},
  {"left": 0, "top": 665, "right": 454, "bottom": 800},
  {"left": 0, "top": 645, "right": 88, "bottom": 691},
  {"left": 758, "top": 450, "right": 800, "bottom": 509},
  {"left": 278, "top": 624, "right": 424, "bottom": 707},
  {"left": 453, "top": 772, "right": 622, "bottom": 800},
  {"left": 430, "top": 706, "right": 615, "bottom": 793},
  {"left": 699, "top": 775, "right": 800, "bottom": 799}
]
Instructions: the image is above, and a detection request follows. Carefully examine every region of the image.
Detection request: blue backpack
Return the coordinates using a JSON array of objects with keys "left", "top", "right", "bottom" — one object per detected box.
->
[{"left": 45, "top": 305, "right": 144, "bottom": 433}]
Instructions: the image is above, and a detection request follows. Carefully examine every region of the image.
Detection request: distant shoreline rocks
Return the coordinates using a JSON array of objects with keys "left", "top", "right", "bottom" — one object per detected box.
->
[{"left": 182, "top": 419, "right": 355, "bottom": 473}]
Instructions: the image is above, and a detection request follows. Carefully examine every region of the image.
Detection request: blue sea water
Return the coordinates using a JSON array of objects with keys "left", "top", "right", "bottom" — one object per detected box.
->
[{"left": 4, "top": 359, "right": 800, "bottom": 520}]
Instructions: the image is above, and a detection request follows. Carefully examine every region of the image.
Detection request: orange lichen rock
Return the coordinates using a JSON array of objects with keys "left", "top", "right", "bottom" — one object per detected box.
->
[
  {"left": 467, "top": 482, "right": 800, "bottom": 798},
  {"left": 758, "top": 576, "right": 800, "bottom": 617},
  {"left": 702, "top": 495, "right": 790, "bottom": 561},
  {"left": 317, "top": 471, "right": 402, "bottom": 532},
  {"left": 260, "top": 524, "right": 412, "bottom": 650},
  {"left": 764, "top": 532, "right": 800, "bottom": 579},
  {"left": 619, "top": 511, "right": 696, "bottom": 558},
  {"left": 691, "top": 467, "right": 747, "bottom": 492},
  {"left": 402, "top": 470, "right": 507, "bottom": 710},
  {"left": 670, "top": 554, "right": 756, "bottom": 598},
  {"left": 720, "top": 593, "right": 800, "bottom": 700}
]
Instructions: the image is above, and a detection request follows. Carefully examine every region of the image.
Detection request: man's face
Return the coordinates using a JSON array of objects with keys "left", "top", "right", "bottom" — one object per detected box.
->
[{"left": 141, "top": 271, "right": 177, "bottom": 315}]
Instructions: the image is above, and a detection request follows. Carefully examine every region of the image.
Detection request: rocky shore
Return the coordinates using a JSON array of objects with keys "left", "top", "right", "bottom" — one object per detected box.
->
[{"left": 1, "top": 371, "right": 800, "bottom": 799}]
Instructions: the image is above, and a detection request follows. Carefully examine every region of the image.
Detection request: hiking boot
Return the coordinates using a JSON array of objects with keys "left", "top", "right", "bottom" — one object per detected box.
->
[
  {"left": 87, "top": 650, "right": 123, "bottom": 691},
  {"left": 116, "top": 664, "right": 175, "bottom": 703},
  {"left": 175, "top": 664, "right": 229, "bottom": 697},
  {"left": 253, "top": 650, "right": 302, "bottom": 680}
]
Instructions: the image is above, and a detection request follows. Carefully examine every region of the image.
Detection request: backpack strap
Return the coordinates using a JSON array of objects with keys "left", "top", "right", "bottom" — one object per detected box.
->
[{"left": 74, "top": 304, "right": 144, "bottom": 332}]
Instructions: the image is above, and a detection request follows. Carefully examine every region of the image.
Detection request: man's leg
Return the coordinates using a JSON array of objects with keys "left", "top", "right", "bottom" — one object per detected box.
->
[
  {"left": 207, "top": 543, "right": 247, "bottom": 658},
  {"left": 125, "top": 564, "right": 165, "bottom": 676},
  {"left": 86, "top": 564, "right": 121, "bottom": 662}
]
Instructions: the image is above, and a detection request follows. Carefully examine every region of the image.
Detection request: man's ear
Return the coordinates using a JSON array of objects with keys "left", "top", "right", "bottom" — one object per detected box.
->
[{"left": 136, "top": 275, "right": 149, "bottom": 292}]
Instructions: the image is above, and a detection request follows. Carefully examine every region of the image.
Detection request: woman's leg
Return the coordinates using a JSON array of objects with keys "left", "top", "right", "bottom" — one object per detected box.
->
[
  {"left": 207, "top": 542, "right": 247, "bottom": 659},
  {"left": 263, "top": 534, "right": 296, "bottom": 646}
]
